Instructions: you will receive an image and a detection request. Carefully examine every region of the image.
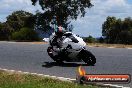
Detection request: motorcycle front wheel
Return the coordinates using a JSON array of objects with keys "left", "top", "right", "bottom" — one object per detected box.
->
[
  {"left": 47, "top": 47, "right": 64, "bottom": 63},
  {"left": 81, "top": 50, "right": 96, "bottom": 65}
]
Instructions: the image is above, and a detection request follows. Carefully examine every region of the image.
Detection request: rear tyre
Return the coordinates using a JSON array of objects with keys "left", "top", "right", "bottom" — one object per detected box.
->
[
  {"left": 47, "top": 47, "right": 63, "bottom": 63},
  {"left": 82, "top": 50, "right": 96, "bottom": 65}
]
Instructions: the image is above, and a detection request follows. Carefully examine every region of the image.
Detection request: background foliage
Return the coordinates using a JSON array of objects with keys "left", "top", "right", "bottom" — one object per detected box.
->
[
  {"left": 11, "top": 27, "right": 40, "bottom": 41},
  {"left": 0, "top": 10, "right": 38, "bottom": 41},
  {"left": 31, "top": 0, "right": 93, "bottom": 31},
  {"left": 102, "top": 16, "right": 132, "bottom": 44}
]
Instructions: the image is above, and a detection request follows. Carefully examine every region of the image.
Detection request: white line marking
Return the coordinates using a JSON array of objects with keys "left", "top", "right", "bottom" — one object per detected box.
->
[
  {"left": 103, "top": 84, "right": 130, "bottom": 88},
  {"left": 30, "top": 73, "right": 38, "bottom": 75},
  {"left": 23, "top": 72, "right": 29, "bottom": 74},
  {"left": 37, "top": 74, "right": 44, "bottom": 76},
  {"left": 18, "top": 71, "right": 22, "bottom": 73}
]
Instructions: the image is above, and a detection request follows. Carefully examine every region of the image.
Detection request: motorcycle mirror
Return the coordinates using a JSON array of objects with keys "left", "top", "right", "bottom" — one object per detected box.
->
[{"left": 43, "top": 38, "right": 49, "bottom": 42}]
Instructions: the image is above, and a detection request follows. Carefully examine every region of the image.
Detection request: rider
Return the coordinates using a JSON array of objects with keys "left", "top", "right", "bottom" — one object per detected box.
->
[{"left": 51, "top": 26, "right": 67, "bottom": 54}]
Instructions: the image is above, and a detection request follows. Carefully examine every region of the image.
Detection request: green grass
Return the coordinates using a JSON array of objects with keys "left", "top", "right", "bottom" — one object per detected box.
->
[{"left": 0, "top": 70, "right": 97, "bottom": 88}]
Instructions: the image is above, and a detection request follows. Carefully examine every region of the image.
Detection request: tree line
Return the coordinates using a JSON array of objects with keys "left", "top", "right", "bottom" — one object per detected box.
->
[
  {"left": 82, "top": 16, "right": 132, "bottom": 45},
  {"left": 0, "top": 10, "right": 40, "bottom": 41},
  {"left": 0, "top": 11, "right": 132, "bottom": 44},
  {"left": 0, "top": 0, "right": 93, "bottom": 41},
  {"left": 102, "top": 16, "right": 132, "bottom": 44},
  {"left": 0, "top": 0, "right": 132, "bottom": 44}
]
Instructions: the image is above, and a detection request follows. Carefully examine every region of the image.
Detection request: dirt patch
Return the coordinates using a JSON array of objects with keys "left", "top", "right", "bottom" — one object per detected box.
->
[{"left": 87, "top": 43, "right": 132, "bottom": 48}]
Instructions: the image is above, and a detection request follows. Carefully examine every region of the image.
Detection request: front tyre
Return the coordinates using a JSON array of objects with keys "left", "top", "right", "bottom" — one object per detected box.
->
[
  {"left": 47, "top": 47, "right": 63, "bottom": 63},
  {"left": 82, "top": 50, "right": 96, "bottom": 65}
]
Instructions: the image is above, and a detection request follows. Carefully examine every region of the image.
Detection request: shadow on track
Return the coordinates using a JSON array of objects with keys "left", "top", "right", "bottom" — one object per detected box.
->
[{"left": 42, "top": 62, "right": 94, "bottom": 68}]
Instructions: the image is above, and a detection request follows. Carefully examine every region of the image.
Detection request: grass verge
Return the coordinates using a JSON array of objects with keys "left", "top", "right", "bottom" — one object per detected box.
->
[{"left": 0, "top": 70, "right": 97, "bottom": 88}]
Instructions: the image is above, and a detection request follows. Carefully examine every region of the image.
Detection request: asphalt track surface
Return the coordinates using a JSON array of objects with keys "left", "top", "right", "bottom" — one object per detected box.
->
[{"left": 0, "top": 41, "right": 132, "bottom": 87}]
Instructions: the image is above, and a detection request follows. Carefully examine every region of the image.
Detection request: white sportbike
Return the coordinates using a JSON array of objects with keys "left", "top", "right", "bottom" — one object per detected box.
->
[{"left": 47, "top": 32, "right": 96, "bottom": 65}]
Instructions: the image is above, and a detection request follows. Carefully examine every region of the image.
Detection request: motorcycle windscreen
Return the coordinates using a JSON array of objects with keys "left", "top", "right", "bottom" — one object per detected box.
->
[
  {"left": 73, "top": 34, "right": 86, "bottom": 46},
  {"left": 63, "top": 36, "right": 79, "bottom": 43}
]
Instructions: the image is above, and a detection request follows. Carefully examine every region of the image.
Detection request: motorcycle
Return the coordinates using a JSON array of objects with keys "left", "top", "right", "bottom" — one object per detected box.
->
[{"left": 47, "top": 32, "right": 96, "bottom": 65}]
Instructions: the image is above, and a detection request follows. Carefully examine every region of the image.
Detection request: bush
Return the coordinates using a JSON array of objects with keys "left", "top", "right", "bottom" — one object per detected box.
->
[
  {"left": 11, "top": 27, "right": 40, "bottom": 41},
  {"left": 98, "top": 37, "right": 105, "bottom": 43},
  {"left": 84, "top": 35, "right": 96, "bottom": 43},
  {"left": 0, "top": 30, "right": 9, "bottom": 40}
]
